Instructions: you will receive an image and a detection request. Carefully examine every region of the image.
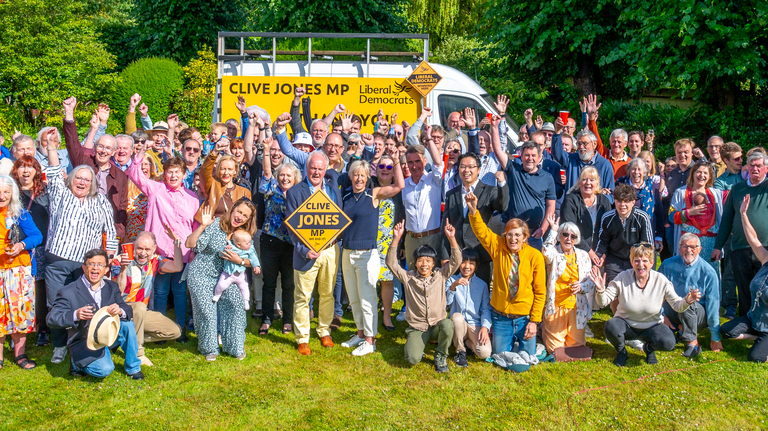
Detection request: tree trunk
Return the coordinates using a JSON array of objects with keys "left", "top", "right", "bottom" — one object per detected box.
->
[
  {"left": 714, "top": 78, "right": 738, "bottom": 109},
  {"left": 573, "top": 52, "right": 599, "bottom": 97}
]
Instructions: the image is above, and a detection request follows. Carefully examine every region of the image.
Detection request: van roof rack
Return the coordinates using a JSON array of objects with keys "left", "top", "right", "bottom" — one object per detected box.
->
[{"left": 216, "top": 32, "right": 430, "bottom": 79}]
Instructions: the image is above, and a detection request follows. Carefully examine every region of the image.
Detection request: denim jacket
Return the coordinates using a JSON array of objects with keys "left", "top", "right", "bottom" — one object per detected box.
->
[{"left": 749, "top": 262, "right": 768, "bottom": 333}]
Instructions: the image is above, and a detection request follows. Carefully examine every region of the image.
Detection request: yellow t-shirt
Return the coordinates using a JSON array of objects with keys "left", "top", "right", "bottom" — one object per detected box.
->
[{"left": 554, "top": 252, "right": 578, "bottom": 308}]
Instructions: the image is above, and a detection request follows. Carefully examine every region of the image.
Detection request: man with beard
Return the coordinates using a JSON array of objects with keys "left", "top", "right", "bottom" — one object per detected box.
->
[{"left": 551, "top": 119, "right": 615, "bottom": 195}]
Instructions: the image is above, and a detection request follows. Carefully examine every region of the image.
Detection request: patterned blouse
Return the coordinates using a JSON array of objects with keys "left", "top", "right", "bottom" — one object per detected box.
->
[{"left": 259, "top": 174, "right": 290, "bottom": 243}]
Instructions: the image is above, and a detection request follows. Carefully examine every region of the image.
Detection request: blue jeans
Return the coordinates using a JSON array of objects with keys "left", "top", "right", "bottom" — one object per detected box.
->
[
  {"left": 152, "top": 269, "right": 188, "bottom": 328},
  {"left": 527, "top": 237, "right": 543, "bottom": 251},
  {"left": 73, "top": 321, "right": 142, "bottom": 377},
  {"left": 491, "top": 312, "right": 536, "bottom": 355}
]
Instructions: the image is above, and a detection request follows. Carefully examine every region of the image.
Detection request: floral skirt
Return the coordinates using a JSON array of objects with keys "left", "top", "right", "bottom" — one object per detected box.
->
[{"left": 0, "top": 265, "right": 35, "bottom": 336}]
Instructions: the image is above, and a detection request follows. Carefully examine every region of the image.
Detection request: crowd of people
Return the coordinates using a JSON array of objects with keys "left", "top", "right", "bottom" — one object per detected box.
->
[{"left": 0, "top": 87, "right": 766, "bottom": 380}]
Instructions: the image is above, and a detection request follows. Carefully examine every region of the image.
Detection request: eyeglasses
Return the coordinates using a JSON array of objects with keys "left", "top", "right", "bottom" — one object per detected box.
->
[
  {"left": 449, "top": 149, "right": 461, "bottom": 155},
  {"left": 378, "top": 164, "right": 394, "bottom": 170},
  {"left": 431, "top": 134, "right": 444, "bottom": 140},
  {"left": 458, "top": 165, "right": 477, "bottom": 170},
  {"left": 324, "top": 143, "right": 344, "bottom": 150},
  {"left": 74, "top": 176, "right": 92, "bottom": 183},
  {"left": 184, "top": 147, "right": 201, "bottom": 153},
  {"left": 136, "top": 139, "right": 147, "bottom": 144},
  {"left": 560, "top": 233, "right": 578, "bottom": 240},
  {"left": 95, "top": 144, "right": 114, "bottom": 152},
  {"left": 85, "top": 263, "right": 106, "bottom": 268}
]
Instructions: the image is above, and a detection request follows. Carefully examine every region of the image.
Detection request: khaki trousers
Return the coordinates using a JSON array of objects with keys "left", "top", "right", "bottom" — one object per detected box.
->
[
  {"left": 450, "top": 313, "right": 492, "bottom": 359},
  {"left": 293, "top": 244, "right": 339, "bottom": 344},
  {"left": 128, "top": 302, "right": 182, "bottom": 356}
]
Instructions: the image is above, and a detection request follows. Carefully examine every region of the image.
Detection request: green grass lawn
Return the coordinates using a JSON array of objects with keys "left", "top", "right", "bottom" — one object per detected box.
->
[{"left": 2, "top": 306, "right": 767, "bottom": 431}]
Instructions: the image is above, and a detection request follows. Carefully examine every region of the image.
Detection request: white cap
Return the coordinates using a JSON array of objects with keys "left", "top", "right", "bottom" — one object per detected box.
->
[{"left": 293, "top": 132, "right": 312, "bottom": 146}]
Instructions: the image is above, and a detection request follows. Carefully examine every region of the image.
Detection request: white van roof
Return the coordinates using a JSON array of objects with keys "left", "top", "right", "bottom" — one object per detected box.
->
[{"left": 222, "top": 61, "right": 488, "bottom": 98}]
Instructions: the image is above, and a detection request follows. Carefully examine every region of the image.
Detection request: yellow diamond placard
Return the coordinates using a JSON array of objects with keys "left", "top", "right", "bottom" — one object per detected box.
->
[
  {"left": 284, "top": 189, "right": 351, "bottom": 254},
  {"left": 407, "top": 61, "right": 442, "bottom": 97}
]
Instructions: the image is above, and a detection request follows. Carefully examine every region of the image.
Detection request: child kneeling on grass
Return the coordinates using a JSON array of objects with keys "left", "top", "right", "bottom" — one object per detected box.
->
[
  {"left": 386, "top": 220, "right": 462, "bottom": 373},
  {"left": 445, "top": 248, "right": 492, "bottom": 368}
]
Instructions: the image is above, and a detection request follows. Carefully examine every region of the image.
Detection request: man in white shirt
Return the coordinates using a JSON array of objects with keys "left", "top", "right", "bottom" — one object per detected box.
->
[{"left": 403, "top": 124, "right": 444, "bottom": 269}]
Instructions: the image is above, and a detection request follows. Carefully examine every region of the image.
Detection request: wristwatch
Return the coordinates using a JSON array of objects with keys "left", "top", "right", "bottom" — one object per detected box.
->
[{"left": 241, "top": 259, "right": 246, "bottom": 266}]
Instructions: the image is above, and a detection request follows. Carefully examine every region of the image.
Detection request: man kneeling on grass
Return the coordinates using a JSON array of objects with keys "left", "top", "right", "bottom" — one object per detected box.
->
[
  {"left": 658, "top": 233, "right": 722, "bottom": 358},
  {"left": 47, "top": 249, "right": 144, "bottom": 380},
  {"left": 387, "top": 220, "right": 461, "bottom": 373},
  {"left": 445, "top": 248, "right": 492, "bottom": 367}
]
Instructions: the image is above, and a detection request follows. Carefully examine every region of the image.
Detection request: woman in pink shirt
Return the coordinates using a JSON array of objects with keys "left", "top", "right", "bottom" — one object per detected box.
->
[{"left": 127, "top": 149, "right": 200, "bottom": 343}]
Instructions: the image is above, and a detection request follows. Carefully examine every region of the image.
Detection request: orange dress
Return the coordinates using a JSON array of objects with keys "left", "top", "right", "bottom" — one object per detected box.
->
[{"left": 0, "top": 207, "right": 35, "bottom": 336}]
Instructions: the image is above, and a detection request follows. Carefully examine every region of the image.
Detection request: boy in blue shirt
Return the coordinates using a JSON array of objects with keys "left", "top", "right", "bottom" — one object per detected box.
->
[{"left": 446, "top": 249, "right": 492, "bottom": 367}]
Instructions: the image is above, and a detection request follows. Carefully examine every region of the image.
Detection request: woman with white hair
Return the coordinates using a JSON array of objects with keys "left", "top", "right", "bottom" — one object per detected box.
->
[
  {"left": 540, "top": 213, "right": 594, "bottom": 353},
  {"left": 0, "top": 174, "right": 43, "bottom": 370},
  {"left": 41, "top": 129, "right": 118, "bottom": 365},
  {"left": 339, "top": 158, "right": 403, "bottom": 356},
  {"left": 617, "top": 157, "right": 665, "bottom": 249}
]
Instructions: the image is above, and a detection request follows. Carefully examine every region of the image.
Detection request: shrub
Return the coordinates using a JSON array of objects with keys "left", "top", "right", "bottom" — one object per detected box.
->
[
  {"left": 173, "top": 90, "right": 213, "bottom": 133},
  {"left": 184, "top": 47, "right": 217, "bottom": 97},
  {"left": 111, "top": 57, "right": 184, "bottom": 130}
]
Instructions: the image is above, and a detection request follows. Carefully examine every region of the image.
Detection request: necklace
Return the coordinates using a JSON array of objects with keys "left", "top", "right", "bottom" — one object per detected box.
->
[{"left": 353, "top": 191, "right": 365, "bottom": 202}]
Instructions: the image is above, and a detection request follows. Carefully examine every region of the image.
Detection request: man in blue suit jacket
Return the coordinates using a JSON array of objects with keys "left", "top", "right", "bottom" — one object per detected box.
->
[
  {"left": 47, "top": 249, "right": 143, "bottom": 380},
  {"left": 285, "top": 151, "right": 343, "bottom": 356}
]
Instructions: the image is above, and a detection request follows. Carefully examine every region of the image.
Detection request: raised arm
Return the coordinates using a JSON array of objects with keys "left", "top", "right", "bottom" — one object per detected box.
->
[
  {"left": 274, "top": 114, "right": 308, "bottom": 170},
  {"left": 261, "top": 136, "right": 275, "bottom": 181},
  {"left": 374, "top": 150, "right": 405, "bottom": 200},
  {"left": 424, "top": 123, "right": 442, "bottom": 172},
  {"left": 323, "top": 104, "right": 345, "bottom": 128},
  {"left": 165, "top": 114, "right": 179, "bottom": 158},
  {"left": 62, "top": 97, "right": 87, "bottom": 167},
  {"left": 82, "top": 112, "right": 100, "bottom": 150},
  {"left": 290, "top": 86, "right": 306, "bottom": 134},
  {"left": 244, "top": 110, "right": 264, "bottom": 167},
  {"left": 489, "top": 115, "right": 509, "bottom": 169},
  {"left": 125, "top": 94, "right": 141, "bottom": 134},
  {"left": 586, "top": 94, "right": 608, "bottom": 158},
  {"left": 740, "top": 194, "right": 768, "bottom": 264}
]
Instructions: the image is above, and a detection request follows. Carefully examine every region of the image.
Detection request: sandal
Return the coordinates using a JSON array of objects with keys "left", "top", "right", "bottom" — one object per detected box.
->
[
  {"left": 14, "top": 354, "right": 36, "bottom": 370},
  {"left": 259, "top": 324, "right": 270, "bottom": 335},
  {"left": 282, "top": 324, "right": 292, "bottom": 334},
  {"left": 0, "top": 358, "right": 4, "bottom": 370}
]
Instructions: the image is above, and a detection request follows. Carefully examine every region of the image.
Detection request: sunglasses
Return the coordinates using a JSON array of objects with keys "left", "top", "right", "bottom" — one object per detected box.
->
[
  {"left": 184, "top": 147, "right": 200, "bottom": 153},
  {"left": 633, "top": 243, "right": 654, "bottom": 250},
  {"left": 449, "top": 149, "right": 461, "bottom": 155},
  {"left": 560, "top": 233, "right": 578, "bottom": 240},
  {"left": 136, "top": 139, "right": 147, "bottom": 144},
  {"left": 378, "top": 164, "right": 394, "bottom": 170}
]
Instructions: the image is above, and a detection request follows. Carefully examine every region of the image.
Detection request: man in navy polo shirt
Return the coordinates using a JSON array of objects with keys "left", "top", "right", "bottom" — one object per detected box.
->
[
  {"left": 550, "top": 118, "right": 615, "bottom": 195},
  {"left": 489, "top": 116, "right": 556, "bottom": 251}
]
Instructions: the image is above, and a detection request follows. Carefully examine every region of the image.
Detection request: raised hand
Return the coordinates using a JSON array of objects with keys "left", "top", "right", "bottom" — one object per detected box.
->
[
  {"left": 129, "top": 93, "right": 141, "bottom": 112},
  {"left": 97, "top": 103, "right": 110, "bottom": 125},
  {"left": 494, "top": 171, "right": 505, "bottom": 184},
  {"left": 494, "top": 94, "right": 509, "bottom": 115},
  {"left": 579, "top": 97, "right": 587, "bottom": 113},
  {"left": 391, "top": 112, "right": 398, "bottom": 126},
  {"left": 491, "top": 114, "right": 502, "bottom": 127},
  {"left": 392, "top": 220, "right": 405, "bottom": 239},
  {"left": 554, "top": 116, "right": 564, "bottom": 134},
  {"left": 444, "top": 220, "right": 456, "bottom": 239},
  {"left": 588, "top": 266, "right": 606, "bottom": 290},
  {"left": 342, "top": 110, "right": 354, "bottom": 133},
  {"left": 62, "top": 97, "right": 77, "bottom": 114},
  {"left": 167, "top": 114, "right": 179, "bottom": 130},
  {"left": 534, "top": 115, "right": 543, "bottom": 130},
  {"left": 419, "top": 106, "right": 433, "bottom": 121},
  {"left": 586, "top": 94, "right": 601, "bottom": 120},
  {"left": 200, "top": 205, "right": 214, "bottom": 226},
  {"left": 334, "top": 103, "right": 346, "bottom": 114},
  {"left": 275, "top": 113, "right": 291, "bottom": 128},
  {"left": 46, "top": 128, "right": 60, "bottom": 150},
  {"left": 162, "top": 221, "right": 181, "bottom": 243},
  {"left": 89, "top": 113, "right": 99, "bottom": 130},
  {"left": 361, "top": 132, "right": 374, "bottom": 148},
  {"left": 235, "top": 95, "right": 247, "bottom": 113},
  {"left": 463, "top": 107, "right": 476, "bottom": 129},
  {"left": 294, "top": 86, "right": 305, "bottom": 99},
  {"left": 740, "top": 194, "right": 751, "bottom": 214},
  {"left": 524, "top": 108, "right": 533, "bottom": 126},
  {"left": 138, "top": 103, "right": 149, "bottom": 118},
  {"left": 546, "top": 214, "right": 560, "bottom": 233},
  {"left": 465, "top": 191, "right": 478, "bottom": 214}
]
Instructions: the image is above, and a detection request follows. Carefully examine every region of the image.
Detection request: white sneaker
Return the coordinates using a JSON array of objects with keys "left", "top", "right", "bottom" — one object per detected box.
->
[
  {"left": 51, "top": 347, "right": 68, "bottom": 364},
  {"left": 584, "top": 326, "right": 594, "bottom": 338},
  {"left": 351, "top": 340, "right": 376, "bottom": 356},
  {"left": 396, "top": 311, "right": 406, "bottom": 322},
  {"left": 626, "top": 339, "right": 645, "bottom": 351},
  {"left": 139, "top": 355, "right": 154, "bottom": 367},
  {"left": 341, "top": 334, "right": 365, "bottom": 348}
]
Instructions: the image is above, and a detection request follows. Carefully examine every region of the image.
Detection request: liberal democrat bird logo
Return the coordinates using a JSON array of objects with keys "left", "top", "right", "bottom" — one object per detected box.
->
[{"left": 393, "top": 81, "right": 414, "bottom": 96}]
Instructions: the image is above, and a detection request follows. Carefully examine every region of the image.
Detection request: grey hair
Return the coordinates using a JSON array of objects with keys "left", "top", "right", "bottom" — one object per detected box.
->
[
  {"left": 307, "top": 149, "right": 329, "bottom": 167},
  {"left": 576, "top": 130, "right": 597, "bottom": 143},
  {"left": 558, "top": 222, "right": 581, "bottom": 246},
  {"left": 310, "top": 119, "right": 327, "bottom": 132},
  {"left": 444, "top": 138, "right": 461, "bottom": 152},
  {"left": 626, "top": 157, "right": 649, "bottom": 177},
  {"left": 610, "top": 129, "right": 628, "bottom": 141},
  {"left": 66, "top": 165, "right": 99, "bottom": 199},
  {"left": 115, "top": 134, "right": 135, "bottom": 150},
  {"left": 12, "top": 134, "right": 34, "bottom": 152},
  {"left": 130, "top": 130, "right": 149, "bottom": 142},
  {"left": 36, "top": 126, "right": 60, "bottom": 147},
  {"left": 96, "top": 134, "right": 116, "bottom": 150},
  {"left": 747, "top": 151, "right": 768, "bottom": 167},
  {"left": 347, "top": 160, "right": 370, "bottom": 178},
  {"left": 707, "top": 135, "right": 724, "bottom": 146},
  {"left": 0, "top": 175, "right": 22, "bottom": 219},
  {"left": 275, "top": 162, "right": 302, "bottom": 185},
  {"left": 135, "top": 231, "right": 157, "bottom": 246},
  {"left": 349, "top": 133, "right": 361, "bottom": 142},
  {"left": 679, "top": 232, "right": 701, "bottom": 248}
]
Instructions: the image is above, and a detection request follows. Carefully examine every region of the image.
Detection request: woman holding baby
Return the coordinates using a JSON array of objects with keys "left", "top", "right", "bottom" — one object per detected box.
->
[{"left": 668, "top": 160, "right": 725, "bottom": 275}]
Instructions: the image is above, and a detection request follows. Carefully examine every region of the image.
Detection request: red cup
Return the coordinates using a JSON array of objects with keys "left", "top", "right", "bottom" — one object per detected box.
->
[
  {"left": 559, "top": 110, "right": 570, "bottom": 124},
  {"left": 486, "top": 113, "right": 493, "bottom": 121},
  {"left": 41, "top": 172, "right": 47, "bottom": 182},
  {"left": 560, "top": 168, "right": 566, "bottom": 176},
  {"left": 122, "top": 243, "right": 134, "bottom": 260}
]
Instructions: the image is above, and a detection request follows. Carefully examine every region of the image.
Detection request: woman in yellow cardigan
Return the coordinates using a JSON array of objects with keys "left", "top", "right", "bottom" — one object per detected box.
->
[{"left": 466, "top": 192, "right": 547, "bottom": 355}]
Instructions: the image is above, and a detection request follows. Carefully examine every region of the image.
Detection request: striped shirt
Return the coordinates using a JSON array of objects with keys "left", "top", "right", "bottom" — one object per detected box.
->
[{"left": 45, "top": 164, "right": 118, "bottom": 262}]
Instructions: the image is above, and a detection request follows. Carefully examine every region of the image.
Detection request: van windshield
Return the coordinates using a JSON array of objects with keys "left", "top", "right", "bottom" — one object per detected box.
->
[{"left": 481, "top": 93, "right": 520, "bottom": 131}]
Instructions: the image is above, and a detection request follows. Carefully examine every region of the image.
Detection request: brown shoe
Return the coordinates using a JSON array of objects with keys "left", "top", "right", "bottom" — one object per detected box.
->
[
  {"left": 297, "top": 343, "right": 311, "bottom": 355},
  {"left": 330, "top": 315, "right": 342, "bottom": 331},
  {"left": 320, "top": 335, "right": 334, "bottom": 347}
]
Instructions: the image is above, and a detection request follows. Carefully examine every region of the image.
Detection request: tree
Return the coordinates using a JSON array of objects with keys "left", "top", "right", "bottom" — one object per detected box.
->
[
  {"left": 603, "top": 0, "right": 768, "bottom": 108},
  {"left": 408, "top": 0, "right": 487, "bottom": 44},
  {"left": 483, "top": 0, "right": 628, "bottom": 98},
  {"left": 255, "top": 0, "right": 410, "bottom": 34},
  {"left": 0, "top": 0, "right": 117, "bottom": 127},
  {"left": 129, "top": 0, "right": 248, "bottom": 65}
]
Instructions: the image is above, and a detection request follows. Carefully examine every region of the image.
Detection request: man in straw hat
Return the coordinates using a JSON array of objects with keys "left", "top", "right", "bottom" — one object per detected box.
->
[{"left": 47, "top": 249, "right": 144, "bottom": 380}]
